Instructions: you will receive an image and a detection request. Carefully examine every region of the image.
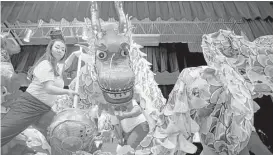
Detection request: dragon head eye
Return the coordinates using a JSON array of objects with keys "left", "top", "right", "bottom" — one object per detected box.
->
[
  {"left": 120, "top": 50, "right": 128, "bottom": 57},
  {"left": 120, "top": 43, "right": 130, "bottom": 57},
  {"left": 96, "top": 50, "right": 107, "bottom": 60}
]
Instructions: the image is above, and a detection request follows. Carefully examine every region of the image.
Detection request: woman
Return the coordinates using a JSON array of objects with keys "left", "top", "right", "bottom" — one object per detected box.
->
[
  {"left": 113, "top": 99, "right": 149, "bottom": 150},
  {"left": 1, "top": 39, "right": 82, "bottom": 147}
]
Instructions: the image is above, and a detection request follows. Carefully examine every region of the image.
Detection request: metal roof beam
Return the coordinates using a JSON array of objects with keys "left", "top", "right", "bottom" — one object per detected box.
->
[{"left": 3, "top": 22, "right": 24, "bottom": 45}]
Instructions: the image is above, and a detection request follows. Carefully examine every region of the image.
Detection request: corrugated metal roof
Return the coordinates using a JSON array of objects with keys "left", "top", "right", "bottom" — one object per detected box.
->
[
  {"left": 2, "top": 1, "right": 273, "bottom": 24},
  {"left": 1, "top": 1, "right": 273, "bottom": 53}
]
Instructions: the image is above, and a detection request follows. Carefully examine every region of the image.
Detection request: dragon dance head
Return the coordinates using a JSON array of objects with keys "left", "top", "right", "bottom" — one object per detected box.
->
[
  {"left": 90, "top": 1, "right": 134, "bottom": 104},
  {"left": 68, "top": 1, "right": 165, "bottom": 111}
]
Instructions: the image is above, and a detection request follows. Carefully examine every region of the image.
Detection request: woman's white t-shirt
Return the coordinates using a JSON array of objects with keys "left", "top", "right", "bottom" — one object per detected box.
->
[{"left": 27, "top": 60, "right": 64, "bottom": 107}]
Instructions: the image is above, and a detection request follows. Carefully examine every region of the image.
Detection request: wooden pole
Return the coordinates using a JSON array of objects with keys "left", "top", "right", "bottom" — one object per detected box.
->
[{"left": 73, "top": 46, "right": 82, "bottom": 108}]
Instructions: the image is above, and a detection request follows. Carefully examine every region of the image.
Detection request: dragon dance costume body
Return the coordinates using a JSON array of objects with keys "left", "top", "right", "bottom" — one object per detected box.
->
[{"left": 54, "top": 16, "right": 273, "bottom": 155}]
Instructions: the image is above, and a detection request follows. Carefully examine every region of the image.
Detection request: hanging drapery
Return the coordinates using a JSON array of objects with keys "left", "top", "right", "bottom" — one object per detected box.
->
[
  {"left": 11, "top": 46, "right": 45, "bottom": 73},
  {"left": 11, "top": 45, "right": 83, "bottom": 74},
  {"left": 11, "top": 43, "right": 181, "bottom": 75},
  {"left": 158, "top": 85, "right": 175, "bottom": 99},
  {"left": 142, "top": 43, "right": 179, "bottom": 73}
]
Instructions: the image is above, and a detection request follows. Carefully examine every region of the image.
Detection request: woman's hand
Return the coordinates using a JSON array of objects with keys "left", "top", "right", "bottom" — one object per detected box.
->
[
  {"left": 116, "top": 106, "right": 142, "bottom": 120},
  {"left": 66, "top": 89, "right": 79, "bottom": 98},
  {"left": 73, "top": 50, "right": 83, "bottom": 57},
  {"left": 64, "top": 47, "right": 84, "bottom": 70},
  {"left": 44, "top": 81, "right": 79, "bottom": 96},
  {"left": 73, "top": 45, "right": 94, "bottom": 65},
  {"left": 116, "top": 112, "right": 125, "bottom": 120}
]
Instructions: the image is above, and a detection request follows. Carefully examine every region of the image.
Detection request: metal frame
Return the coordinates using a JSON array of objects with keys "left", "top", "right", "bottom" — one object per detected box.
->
[{"left": 1, "top": 18, "right": 244, "bottom": 46}]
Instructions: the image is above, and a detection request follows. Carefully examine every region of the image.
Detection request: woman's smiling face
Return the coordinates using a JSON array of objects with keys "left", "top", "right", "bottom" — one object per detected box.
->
[{"left": 51, "top": 41, "right": 66, "bottom": 61}]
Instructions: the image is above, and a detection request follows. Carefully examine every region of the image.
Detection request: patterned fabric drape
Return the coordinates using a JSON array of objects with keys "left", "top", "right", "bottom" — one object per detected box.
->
[
  {"left": 158, "top": 43, "right": 207, "bottom": 99},
  {"left": 142, "top": 43, "right": 179, "bottom": 73}
]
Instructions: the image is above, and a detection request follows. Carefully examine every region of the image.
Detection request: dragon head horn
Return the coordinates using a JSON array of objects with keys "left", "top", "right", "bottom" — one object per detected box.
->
[
  {"left": 90, "top": 1, "right": 102, "bottom": 39},
  {"left": 114, "top": 1, "right": 128, "bottom": 34}
]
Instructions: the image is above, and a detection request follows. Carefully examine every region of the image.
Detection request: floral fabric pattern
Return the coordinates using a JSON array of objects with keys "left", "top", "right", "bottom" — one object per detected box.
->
[{"left": 1, "top": 48, "right": 11, "bottom": 63}]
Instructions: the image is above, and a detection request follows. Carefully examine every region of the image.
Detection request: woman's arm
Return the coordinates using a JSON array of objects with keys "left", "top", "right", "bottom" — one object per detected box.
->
[
  {"left": 119, "top": 106, "right": 142, "bottom": 119},
  {"left": 64, "top": 52, "right": 76, "bottom": 71},
  {"left": 44, "top": 81, "right": 75, "bottom": 96}
]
